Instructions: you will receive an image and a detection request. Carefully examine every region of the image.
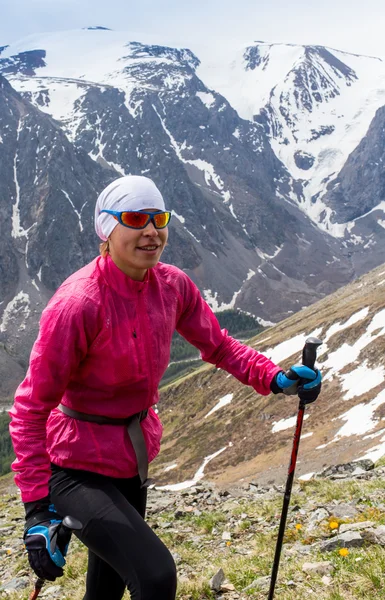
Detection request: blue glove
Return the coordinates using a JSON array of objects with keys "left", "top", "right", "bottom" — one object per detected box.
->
[
  {"left": 24, "top": 498, "right": 71, "bottom": 581},
  {"left": 272, "top": 365, "right": 322, "bottom": 404}
]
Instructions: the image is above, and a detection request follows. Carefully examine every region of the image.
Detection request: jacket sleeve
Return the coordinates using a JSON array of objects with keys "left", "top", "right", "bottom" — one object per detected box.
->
[
  {"left": 175, "top": 274, "right": 281, "bottom": 395},
  {"left": 9, "top": 287, "right": 101, "bottom": 503}
]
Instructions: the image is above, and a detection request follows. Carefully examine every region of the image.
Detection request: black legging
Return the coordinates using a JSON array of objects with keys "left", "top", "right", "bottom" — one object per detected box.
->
[{"left": 49, "top": 463, "right": 177, "bottom": 600}]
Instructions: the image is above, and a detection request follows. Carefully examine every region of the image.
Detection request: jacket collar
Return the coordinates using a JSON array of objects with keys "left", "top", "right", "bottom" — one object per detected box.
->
[{"left": 97, "top": 254, "right": 150, "bottom": 298}]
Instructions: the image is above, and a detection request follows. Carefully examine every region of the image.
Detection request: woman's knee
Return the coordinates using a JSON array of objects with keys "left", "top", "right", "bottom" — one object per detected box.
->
[{"left": 138, "top": 551, "right": 177, "bottom": 599}]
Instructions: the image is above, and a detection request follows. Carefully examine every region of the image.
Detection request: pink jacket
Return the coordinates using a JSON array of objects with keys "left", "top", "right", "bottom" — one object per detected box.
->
[{"left": 9, "top": 255, "right": 281, "bottom": 502}]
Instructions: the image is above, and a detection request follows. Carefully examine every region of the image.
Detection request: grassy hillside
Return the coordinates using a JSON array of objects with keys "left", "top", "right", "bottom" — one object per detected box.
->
[{"left": 154, "top": 262, "right": 385, "bottom": 488}]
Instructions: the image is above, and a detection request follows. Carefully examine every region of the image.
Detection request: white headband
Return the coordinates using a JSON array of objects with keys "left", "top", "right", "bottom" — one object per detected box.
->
[{"left": 95, "top": 175, "right": 166, "bottom": 241}]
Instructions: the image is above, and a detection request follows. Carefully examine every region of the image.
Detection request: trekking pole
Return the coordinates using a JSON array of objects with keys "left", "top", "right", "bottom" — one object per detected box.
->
[
  {"left": 267, "top": 336, "right": 322, "bottom": 600},
  {"left": 28, "top": 515, "right": 82, "bottom": 600}
]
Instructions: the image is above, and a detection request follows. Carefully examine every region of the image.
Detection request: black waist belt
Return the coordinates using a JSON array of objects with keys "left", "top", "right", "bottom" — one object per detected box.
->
[{"left": 58, "top": 403, "right": 153, "bottom": 488}]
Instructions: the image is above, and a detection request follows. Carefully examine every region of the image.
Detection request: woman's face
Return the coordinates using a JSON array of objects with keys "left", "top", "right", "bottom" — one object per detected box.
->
[{"left": 108, "top": 211, "right": 168, "bottom": 280}]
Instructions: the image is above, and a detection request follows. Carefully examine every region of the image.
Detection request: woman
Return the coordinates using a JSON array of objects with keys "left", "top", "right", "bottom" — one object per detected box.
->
[{"left": 9, "top": 175, "right": 321, "bottom": 600}]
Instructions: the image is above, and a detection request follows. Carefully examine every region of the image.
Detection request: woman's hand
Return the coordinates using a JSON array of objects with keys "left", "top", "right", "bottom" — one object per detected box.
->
[
  {"left": 271, "top": 365, "right": 322, "bottom": 404},
  {"left": 24, "top": 499, "right": 71, "bottom": 581}
]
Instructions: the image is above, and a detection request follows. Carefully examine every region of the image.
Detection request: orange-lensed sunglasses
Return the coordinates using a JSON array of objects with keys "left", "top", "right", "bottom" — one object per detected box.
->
[{"left": 101, "top": 209, "right": 171, "bottom": 230}]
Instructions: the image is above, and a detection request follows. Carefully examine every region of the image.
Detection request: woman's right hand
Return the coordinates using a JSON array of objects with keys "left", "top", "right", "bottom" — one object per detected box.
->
[{"left": 24, "top": 499, "right": 71, "bottom": 581}]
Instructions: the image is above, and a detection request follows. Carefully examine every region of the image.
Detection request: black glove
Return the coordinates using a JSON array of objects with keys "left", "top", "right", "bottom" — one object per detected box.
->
[
  {"left": 24, "top": 497, "right": 71, "bottom": 581},
  {"left": 271, "top": 365, "right": 322, "bottom": 404}
]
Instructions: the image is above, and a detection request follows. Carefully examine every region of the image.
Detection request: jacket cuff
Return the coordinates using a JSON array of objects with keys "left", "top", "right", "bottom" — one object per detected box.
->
[
  {"left": 270, "top": 371, "right": 284, "bottom": 394},
  {"left": 24, "top": 496, "right": 51, "bottom": 519}
]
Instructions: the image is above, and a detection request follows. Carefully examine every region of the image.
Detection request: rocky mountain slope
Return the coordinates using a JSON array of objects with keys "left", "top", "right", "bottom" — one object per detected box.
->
[
  {"left": 0, "top": 74, "right": 115, "bottom": 401},
  {"left": 2, "top": 460, "right": 385, "bottom": 599},
  {"left": 152, "top": 261, "right": 385, "bottom": 489}
]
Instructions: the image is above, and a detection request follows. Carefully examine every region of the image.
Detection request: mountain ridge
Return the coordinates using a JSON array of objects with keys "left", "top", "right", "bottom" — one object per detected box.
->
[{"left": 0, "top": 31, "right": 385, "bottom": 404}]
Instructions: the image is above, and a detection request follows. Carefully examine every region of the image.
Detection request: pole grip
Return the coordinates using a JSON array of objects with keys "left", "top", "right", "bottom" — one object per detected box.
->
[{"left": 302, "top": 336, "right": 322, "bottom": 369}]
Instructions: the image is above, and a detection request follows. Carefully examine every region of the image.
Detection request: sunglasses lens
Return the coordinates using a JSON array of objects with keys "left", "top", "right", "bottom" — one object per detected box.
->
[
  {"left": 121, "top": 212, "right": 150, "bottom": 228},
  {"left": 153, "top": 212, "right": 171, "bottom": 228}
]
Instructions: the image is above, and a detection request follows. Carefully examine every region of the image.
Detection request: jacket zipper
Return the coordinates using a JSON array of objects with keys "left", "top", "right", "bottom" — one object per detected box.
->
[{"left": 137, "top": 289, "right": 153, "bottom": 402}]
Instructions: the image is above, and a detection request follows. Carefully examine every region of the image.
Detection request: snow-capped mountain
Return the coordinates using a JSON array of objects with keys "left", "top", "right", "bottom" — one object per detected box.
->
[
  {"left": 0, "top": 30, "right": 351, "bottom": 313},
  {"left": 1, "top": 29, "right": 385, "bottom": 402},
  {"left": 198, "top": 42, "right": 385, "bottom": 233}
]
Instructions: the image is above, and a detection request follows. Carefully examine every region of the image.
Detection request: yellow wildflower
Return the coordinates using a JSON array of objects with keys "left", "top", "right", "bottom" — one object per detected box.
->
[
  {"left": 339, "top": 548, "right": 349, "bottom": 557},
  {"left": 295, "top": 523, "right": 303, "bottom": 530},
  {"left": 329, "top": 521, "right": 339, "bottom": 530}
]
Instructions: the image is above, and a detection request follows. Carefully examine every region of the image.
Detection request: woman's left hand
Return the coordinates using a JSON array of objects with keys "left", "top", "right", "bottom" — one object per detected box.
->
[{"left": 271, "top": 365, "right": 322, "bottom": 403}]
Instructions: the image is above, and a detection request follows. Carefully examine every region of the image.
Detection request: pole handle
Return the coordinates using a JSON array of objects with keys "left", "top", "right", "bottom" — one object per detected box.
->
[{"left": 302, "top": 336, "right": 322, "bottom": 369}]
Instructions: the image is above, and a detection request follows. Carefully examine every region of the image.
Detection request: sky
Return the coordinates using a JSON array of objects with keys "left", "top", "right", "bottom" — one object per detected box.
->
[{"left": 1, "top": 0, "right": 385, "bottom": 59}]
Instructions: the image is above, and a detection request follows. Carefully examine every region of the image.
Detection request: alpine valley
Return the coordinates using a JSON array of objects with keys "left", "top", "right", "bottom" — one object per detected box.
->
[{"left": 1, "top": 28, "right": 385, "bottom": 401}]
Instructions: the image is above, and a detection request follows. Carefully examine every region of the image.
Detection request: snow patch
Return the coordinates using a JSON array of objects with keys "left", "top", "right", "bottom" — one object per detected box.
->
[
  {"left": 157, "top": 445, "right": 228, "bottom": 491},
  {"left": 163, "top": 463, "right": 178, "bottom": 473},
  {"left": 319, "top": 309, "right": 385, "bottom": 378},
  {"left": 171, "top": 210, "right": 185, "bottom": 224},
  {"left": 0, "top": 291, "right": 30, "bottom": 332},
  {"left": 204, "top": 393, "right": 233, "bottom": 419},
  {"left": 272, "top": 414, "right": 309, "bottom": 433},
  {"left": 325, "top": 389, "right": 385, "bottom": 448},
  {"left": 153, "top": 104, "right": 231, "bottom": 204},
  {"left": 265, "top": 328, "right": 323, "bottom": 365},
  {"left": 298, "top": 472, "right": 315, "bottom": 481},
  {"left": 196, "top": 91, "right": 215, "bottom": 108},
  {"left": 62, "top": 190, "right": 84, "bottom": 232},
  {"left": 340, "top": 361, "right": 385, "bottom": 400}
]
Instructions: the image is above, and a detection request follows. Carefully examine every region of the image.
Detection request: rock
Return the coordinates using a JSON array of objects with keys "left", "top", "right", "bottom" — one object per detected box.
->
[
  {"left": 351, "top": 467, "right": 366, "bottom": 476},
  {"left": 0, "top": 526, "right": 16, "bottom": 534},
  {"left": 222, "top": 531, "right": 232, "bottom": 541},
  {"left": 221, "top": 582, "right": 236, "bottom": 591},
  {"left": 319, "top": 460, "right": 374, "bottom": 478},
  {"left": 302, "top": 561, "right": 334, "bottom": 575},
  {"left": 286, "top": 542, "right": 312, "bottom": 556},
  {"left": 361, "top": 526, "right": 385, "bottom": 545},
  {"left": 294, "top": 150, "right": 315, "bottom": 170},
  {"left": 171, "top": 551, "right": 182, "bottom": 564},
  {"left": 0, "top": 576, "right": 29, "bottom": 591},
  {"left": 40, "top": 585, "right": 62, "bottom": 597},
  {"left": 339, "top": 521, "right": 375, "bottom": 534},
  {"left": 210, "top": 568, "right": 226, "bottom": 592},
  {"left": 319, "top": 532, "right": 364, "bottom": 552},
  {"left": 322, "top": 575, "right": 332, "bottom": 586},
  {"left": 327, "top": 503, "right": 358, "bottom": 519},
  {"left": 243, "top": 576, "right": 270, "bottom": 592},
  {"left": 307, "top": 508, "right": 329, "bottom": 530}
]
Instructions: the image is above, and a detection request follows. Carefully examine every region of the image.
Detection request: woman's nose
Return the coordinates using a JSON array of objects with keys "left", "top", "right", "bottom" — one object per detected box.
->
[{"left": 142, "top": 219, "right": 159, "bottom": 235}]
